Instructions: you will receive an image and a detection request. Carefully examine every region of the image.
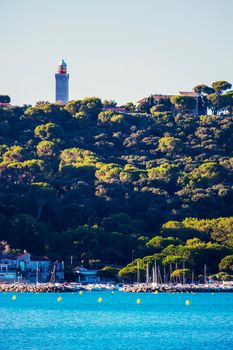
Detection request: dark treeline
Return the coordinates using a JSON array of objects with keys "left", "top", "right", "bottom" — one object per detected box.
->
[{"left": 0, "top": 80, "right": 233, "bottom": 280}]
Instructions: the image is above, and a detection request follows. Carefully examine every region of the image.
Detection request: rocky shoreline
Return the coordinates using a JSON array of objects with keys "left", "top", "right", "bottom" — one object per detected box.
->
[
  {"left": 120, "top": 284, "right": 233, "bottom": 293},
  {"left": 0, "top": 283, "right": 75, "bottom": 293},
  {"left": 1, "top": 283, "right": 233, "bottom": 293}
]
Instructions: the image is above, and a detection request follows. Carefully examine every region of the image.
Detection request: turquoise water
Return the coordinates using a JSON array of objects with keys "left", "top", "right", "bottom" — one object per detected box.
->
[{"left": 0, "top": 292, "right": 233, "bottom": 350}]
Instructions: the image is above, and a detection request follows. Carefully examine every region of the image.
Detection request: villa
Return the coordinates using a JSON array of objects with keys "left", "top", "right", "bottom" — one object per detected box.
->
[
  {"left": 0, "top": 244, "right": 64, "bottom": 283},
  {"left": 136, "top": 91, "right": 200, "bottom": 115}
]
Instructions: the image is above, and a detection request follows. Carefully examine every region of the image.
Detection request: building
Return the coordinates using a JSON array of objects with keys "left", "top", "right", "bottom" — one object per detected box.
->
[
  {"left": 74, "top": 267, "right": 100, "bottom": 284},
  {"left": 102, "top": 106, "right": 127, "bottom": 113},
  {"left": 0, "top": 249, "right": 64, "bottom": 283},
  {"left": 136, "top": 91, "right": 199, "bottom": 115},
  {"left": 0, "top": 264, "right": 17, "bottom": 283},
  {"left": 27, "top": 256, "right": 52, "bottom": 283},
  {"left": 55, "top": 59, "right": 69, "bottom": 104}
]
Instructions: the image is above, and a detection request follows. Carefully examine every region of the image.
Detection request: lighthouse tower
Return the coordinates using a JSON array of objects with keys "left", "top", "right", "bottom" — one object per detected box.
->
[{"left": 55, "top": 59, "right": 69, "bottom": 104}]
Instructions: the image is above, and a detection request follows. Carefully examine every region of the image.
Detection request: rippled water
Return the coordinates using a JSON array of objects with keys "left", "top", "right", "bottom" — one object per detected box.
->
[{"left": 0, "top": 291, "right": 232, "bottom": 350}]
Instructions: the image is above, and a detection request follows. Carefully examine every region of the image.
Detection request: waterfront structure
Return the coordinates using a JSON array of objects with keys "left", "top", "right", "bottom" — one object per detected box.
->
[
  {"left": 74, "top": 267, "right": 100, "bottom": 283},
  {"left": 55, "top": 59, "right": 69, "bottom": 104},
  {"left": 0, "top": 263, "right": 17, "bottom": 282},
  {"left": 0, "top": 248, "right": 64, "bottom": 283}
]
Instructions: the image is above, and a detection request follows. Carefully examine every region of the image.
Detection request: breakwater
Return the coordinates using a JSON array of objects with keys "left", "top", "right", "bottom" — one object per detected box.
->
[
  {"left": 0, "top": 283, "right": 75, "bottom": 293},
  {"left": 120, "top": 284, "right": 233, "bottom": 293}
]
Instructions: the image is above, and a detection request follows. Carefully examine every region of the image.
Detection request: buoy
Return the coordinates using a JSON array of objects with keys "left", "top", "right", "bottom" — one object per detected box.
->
[
  {"left": 98, "top": 297, "right": 103, "bottom": 303},
  {"left": 154, "top": 290, "right": 159, "bottom": 294},
  {"left": 57, "top": 296, "right": 62, "bottom": 302},
  {"left": 136, "top": 298, "right": 141, "bottom": 304},
  {"left": 186, "top": 299, "right": 190, "bottom": 306},
  {"left": 12, "top": 295, "right": 17, "bottom": 301},
  {"left": 79, "top": 290, "right": 83, "bottom": 295}
]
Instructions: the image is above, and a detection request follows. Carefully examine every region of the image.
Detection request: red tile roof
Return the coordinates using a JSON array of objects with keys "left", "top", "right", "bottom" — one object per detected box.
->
[
  {"left": 136, "top": 92, "right": 198, "bottom": 104},
  {"left": 179, "top": 91, "right": 198, "bottom": 97}
]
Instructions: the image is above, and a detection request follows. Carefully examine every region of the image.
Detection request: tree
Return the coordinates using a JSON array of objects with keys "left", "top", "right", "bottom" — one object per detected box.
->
[
  {"left": 95, "top": 163, "right": 122, "bottom": 182},
  {"left": 64, "top": 100, "right": 82, "bottom": 114},
  {"left": 170, "top": 95, "right": 197, "bottom": 112},
  {"left": 98, "top": 266, "right": 120, "bottom": 279},
  {"left": 219, "top": 255, "right": 233, "bottom": 273},
  {"left": 103, "top": 100, "right": 117, "bottom": 107},
  {"left": 34, "top": 123, "right": 63, "bottom": 140},
  {"left": 222, "top": 91, "right": 233, "bottom": 114},
  {"left": 193, "top": 84, "right": 214, "bottom": 115},
  {"left": 148, "top": 163, "right": 179, "bottom": 183},
  {"left": 30, "top": 182, "right": 57, "bottom": 220},
  {"left": 158, "top": 136, "right": 183, "bottom": 154},
  {"left": 171, "top": 268, "right": 191, "bottom": 279},
  {"left": 0, "top": 95, "right": 10, "bottom": 103},
  {"left": 121, "top": 102, "right": 135, "bottom": 112},
  {"left": 2, "top": 146, "right": 27, "bottom": 162},
  {"left": 79, "top": 97, "right": 103, "bottom": 119},
  {"left": 207, "top": 93, "right": 225, "bottom": 115},
  {"left": 193, "top": 85, "right": 214, "bottom": 95},
  {"left": 212, "top": 81, "right": 232, "bottom": 94},
  {"left": 36, "top": 141, "right": 58, "bottom": 158},
  {"left": 146, "top": 236, "right": 180, "bottom": 250}
]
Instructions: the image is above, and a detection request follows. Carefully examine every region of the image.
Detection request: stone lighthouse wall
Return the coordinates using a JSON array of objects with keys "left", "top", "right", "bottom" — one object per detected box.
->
[{"left": 55, "top": 73, "right": 69, "bottom": 103}]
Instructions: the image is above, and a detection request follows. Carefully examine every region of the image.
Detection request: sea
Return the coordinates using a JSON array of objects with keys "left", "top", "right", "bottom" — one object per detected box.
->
[{"left": 0, "top": 291, "right": 232, "bottom": 350}]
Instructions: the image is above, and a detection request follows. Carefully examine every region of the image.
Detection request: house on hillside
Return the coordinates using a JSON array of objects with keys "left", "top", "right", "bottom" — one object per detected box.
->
[{"left": 136, "top": 91, "right": 200, "bottom": 115}]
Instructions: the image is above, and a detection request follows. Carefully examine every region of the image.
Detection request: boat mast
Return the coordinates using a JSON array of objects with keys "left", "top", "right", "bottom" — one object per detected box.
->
[
  {"left": 155, "top": 260, "right": 158, "bottom": 286},
  {"left": 192, "top": 269, "right": 194, "bottom": 285},
  {"left": 182, "top": 261, "right": 185, "bottom": 285},
  {"left": 146, "top": 263, "right": 149, "bottom": 286},
  {"left": 204, "top": 264, "right": 207, "bottom": 285},
  {"left": 137, "top": 260, "right": 140, "bottom": 284},
  {"left": 36, "top": 262, "right": 39, "bottom": 285},
  {"left": 169, "top": 264, "right": 172, "bottom": 284},
  {"left": 50, "top": 265, "right": 56, "bottom": 284},
  {"left": 163, "top": 265, "right": 166, "bottom": 284}
]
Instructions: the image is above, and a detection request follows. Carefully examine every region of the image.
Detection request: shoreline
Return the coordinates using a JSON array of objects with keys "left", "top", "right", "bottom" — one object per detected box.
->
[
  {"left": 120, "top": 283, "right": 233, "bottom": 293},
  {"left": 1, "top": 282, "right": 233, "bottom": 293}
]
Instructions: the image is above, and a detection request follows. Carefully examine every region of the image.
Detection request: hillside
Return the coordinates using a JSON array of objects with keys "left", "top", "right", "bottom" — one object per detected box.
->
[{"left": 0, "top": 86, "right": 233, "bottom": 280}]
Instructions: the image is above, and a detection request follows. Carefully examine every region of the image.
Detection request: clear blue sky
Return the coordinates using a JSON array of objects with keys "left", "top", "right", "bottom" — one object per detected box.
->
[{"left": 1, "top": 0, "right": 233, "bottom": 106}]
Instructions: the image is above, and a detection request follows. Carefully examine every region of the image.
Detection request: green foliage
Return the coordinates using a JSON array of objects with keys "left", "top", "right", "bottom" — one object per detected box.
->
[
  {"left": 146, "top": 236, "right": 180, "bottom": 250},
  {"left": 158, "top": 136, "right": 183, "bottom": 154},
  {"left": 96, "top": 163, "right": 123, "bottom": 181},
  {"left": 211, "top": 81, "right": 232, "bottom": 94},
  {"left": 98, "top": 266, "right": 120, "bottom": 279},
  {"left": 219, "top": 255, "right": 233, "bottom": 272},
  {"left": 2, "top": 146, "right": 27, "bottom": 162},
  {"left": 0, "top": 95, "right": 11, "bottom": 103},
  {"left": 0, "top": 92, "right": 233, "bottom": 276},
  {"left": 171, "top": 268, "right": 191, "bottom": 278},
  {"left": 34, "top": 123, "right": 62, "bottom": 140},
  {"left": 36, "top": 141, "right": 57, "bottom": 158},
  {"left": 170, "top": 95, "right": 196, "bottom": 112}
]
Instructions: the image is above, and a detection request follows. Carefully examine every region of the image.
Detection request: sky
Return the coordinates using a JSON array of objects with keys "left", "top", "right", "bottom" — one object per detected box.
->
[{"left": 1, "top": 0, "right": 233, "bottom": 106}]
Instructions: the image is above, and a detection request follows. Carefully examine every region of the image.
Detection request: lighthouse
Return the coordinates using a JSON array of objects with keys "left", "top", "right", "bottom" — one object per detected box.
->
[{"left": 55, "top": 59, "right": 69, "bottom": 104}]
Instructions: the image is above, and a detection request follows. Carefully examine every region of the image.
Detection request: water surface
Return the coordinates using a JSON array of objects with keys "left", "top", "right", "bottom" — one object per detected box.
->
[{"left": 0, "top": 292, "right": 232, "bottom": 350}]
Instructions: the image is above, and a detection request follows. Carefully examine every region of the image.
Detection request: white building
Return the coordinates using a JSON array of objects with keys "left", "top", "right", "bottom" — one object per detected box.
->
[
  {"left": 74, "top": 267, "right": 100, "bottom": 283},
  {"left": 0, "top": 263, "right": 17, "bottom": 283},
  {"left": 0, "top": 252, "right": 64, "bottom": 283}
]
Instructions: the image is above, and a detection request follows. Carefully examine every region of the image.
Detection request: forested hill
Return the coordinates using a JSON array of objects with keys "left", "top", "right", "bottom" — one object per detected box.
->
[{"left": 0, "top": 85, "right": 233, "bottom": 279}]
